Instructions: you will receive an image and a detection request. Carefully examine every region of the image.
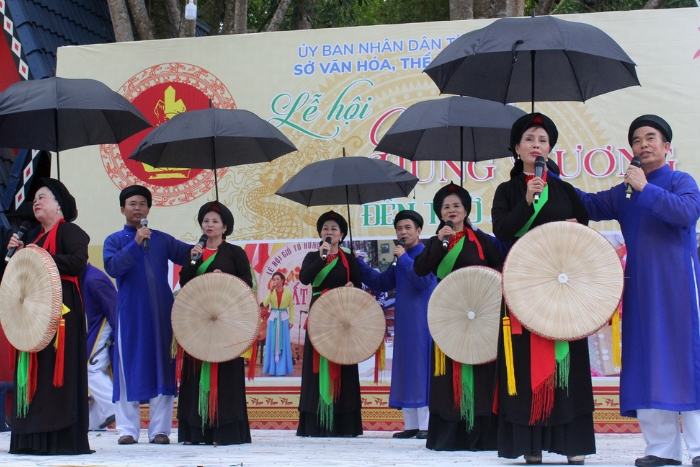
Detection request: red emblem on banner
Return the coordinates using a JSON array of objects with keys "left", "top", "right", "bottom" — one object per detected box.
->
[{"left": 100, "top": 63, "right": 236, "bottom": 206}]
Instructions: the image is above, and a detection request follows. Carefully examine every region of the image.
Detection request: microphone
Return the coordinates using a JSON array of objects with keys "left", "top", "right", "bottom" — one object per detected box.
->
[
  {"left": 392, "top": 239, "right": 406, "bottom": 267},
  {"left": 190, "top": 234, "right": 208, "bottom": 265},
  {"left": 140, "top": 218, "right": 149, "bottom": 251},
  {"left": 533, "top": 156, "right": 546, "bottom": 203},
  {"left": 625, "top": 156, "right": 642, "bottom": 201},
  {"left": 5, "top": 221, "right": 31, "bottom": 262},
  {"left": 320, "top": 236, "right": 331, "bottom": 260},
  {"left": 442, "top": 220, "right": 454, "bottom": 250}
]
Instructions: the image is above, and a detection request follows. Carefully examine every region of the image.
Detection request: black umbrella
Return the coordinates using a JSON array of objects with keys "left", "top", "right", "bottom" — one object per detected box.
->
[
  {"left": 0, "top": 77, "right": 152, "bottom": 180},
  {"left": 374, "top": 96, "right": 527, "bottom": 186},
  {"left": 275, "top": 149, "right": 419, "bottom": 244},
  {"left": 424, "top": 15, "right": 640, "bottom": 111},
  {"left": 129, "top": 107, "right": 297, "bottom": 200}
]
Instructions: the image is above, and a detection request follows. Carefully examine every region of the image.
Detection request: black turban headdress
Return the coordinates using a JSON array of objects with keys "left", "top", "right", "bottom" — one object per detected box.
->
[
  {"left": 40, "top": 178, "right": 77, "bottom": 222},
  {"left": 628, "top": 114, "right": 672, "bottom": 146},
  {"left": 119, "top": 185, "right": 152, "bottom": 208},
  {"left": 198, "top": 201, "right": 234, "bottom": 237}
]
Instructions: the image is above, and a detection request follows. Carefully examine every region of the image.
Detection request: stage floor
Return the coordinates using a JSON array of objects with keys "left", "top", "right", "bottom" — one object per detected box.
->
[{"left": 0, "top": 430, "right": 659, "bottom": 467}]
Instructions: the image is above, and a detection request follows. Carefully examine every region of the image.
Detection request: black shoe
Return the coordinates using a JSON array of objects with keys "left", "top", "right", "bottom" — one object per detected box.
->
[
  {"left": 392, "top": 429, "right": 418, "bottom": 439},
  {"left": 634, "top": 455, "right": 682, "bottom": 467},
  {"left": 692, "top": 456, "right": 700, "bottom": 467},
  {"left": 415, "top": 430, "right": 428, "bottom": 439},
  {"left": 99, "top": 414, "right": 115, "bottom": 429}
]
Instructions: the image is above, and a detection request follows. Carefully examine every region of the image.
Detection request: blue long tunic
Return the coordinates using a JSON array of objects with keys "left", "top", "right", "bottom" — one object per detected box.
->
[
  {"left": 83, "top": 263, "right": 117, "bottom": 366},
  {"left": 103, "top": 225, "right": 191, "bottom": 402},
  {"left": 357, "top": 243, "right": 437, "bottom": 409},
  {"left": 577, "top": 164, "right": 700, "bottom": 416}
]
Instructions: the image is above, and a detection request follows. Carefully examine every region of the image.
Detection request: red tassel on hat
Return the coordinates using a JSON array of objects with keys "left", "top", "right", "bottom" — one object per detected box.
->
[
  {"left": 452, "top": 359, "right": 462, "bottom": 409},
  {"left": 53, "top": 318, "right": 65, "bottom": 387},
  {"left": 247, "top": 343, "right": 257, "bottom": 381},
  {"left": 313, "top": 348, "right": 320, "bottom": 374},
  {"left": 209, "top": 362, "right": 219, "bottom": 426},
  {"left": 28, "top": 352, "right": 38, "bottom": 403},
  {"left": 175, "top": 344, "right": 184, "bottom": 386}
]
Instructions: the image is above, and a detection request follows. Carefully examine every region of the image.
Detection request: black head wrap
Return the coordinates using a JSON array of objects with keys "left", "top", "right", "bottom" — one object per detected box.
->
[
  {"left": 432, "top": 182, "right": 472, "bottom": 232},
  {"left": 120, "top": 185, "right": 152, "bottom": 208},
  {"left": 40, "top": 178, "right": 77, "bottom": 222},
  {"left": 198, "top": 201, "right": 234, "bottom": 237},
  {"left": 628, "top": 114, "right": 672, "bottom": 146},
  {"left": 393, "top": 209, "right": 424, "bottom": 229},
  {"left": 509, "top": 113, "right": 559, "bottom": 178},
  {"left": 316, "top": 211, "right": 348, "bottom": 240}
]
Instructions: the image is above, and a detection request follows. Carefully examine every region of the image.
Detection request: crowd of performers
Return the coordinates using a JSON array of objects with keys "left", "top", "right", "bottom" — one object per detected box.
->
[{"left": 2, "top": 113, "right": 700, "bottom": 467}]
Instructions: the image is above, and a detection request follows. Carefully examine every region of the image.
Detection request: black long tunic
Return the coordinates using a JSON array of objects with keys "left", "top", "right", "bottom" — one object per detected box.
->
[
  {"left": 414, "top": 231, "right": 504, "bottom": 451},
  {"left": 177, "top": 242, "right": 253, "bottom": 445},
  {"left": 491, "top": 172, "right": 595, "bottom": 459},
  {"left": 10, "top": 222, "right": 91, "bottom": 455},
  {"left": 296, "top": 249, "right": 363, "bottom": 437}
]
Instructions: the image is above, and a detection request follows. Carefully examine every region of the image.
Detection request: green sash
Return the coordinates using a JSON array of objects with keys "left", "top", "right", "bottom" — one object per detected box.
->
[
  {"left": 436, "top": 236, "right": 465, "bottom": 280},
  {"left": 311, "top": 248, "right": 351, "bottom": 296},
  {"left": 312, "top": 258, "right": 338, "bottom": 296},
  {"left": 196, "top": 252, "right": 217, "bottom": 276},
  {"left": 515, "top": 184, "right": 550, "bottom": 238}
]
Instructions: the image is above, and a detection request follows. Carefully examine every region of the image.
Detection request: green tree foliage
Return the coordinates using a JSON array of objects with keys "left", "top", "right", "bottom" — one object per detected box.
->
[{"left": 526, "top": 0, "right": 694, "bottom": 14}]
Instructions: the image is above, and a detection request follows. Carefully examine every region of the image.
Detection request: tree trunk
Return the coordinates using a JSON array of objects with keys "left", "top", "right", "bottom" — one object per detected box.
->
[
  {"left": 492, "top": 0, "right": 509, "bottom": 17},
  {"left": 450, "top": 0, "right": 474, "bottom": 20},
  {"left": 536, "top": 0, "right": 555, "bottom": 15},
  {"left": 234, "top": 0, "right": 248, "bottom": 34},
  {"left": 222, "top": 0, "right": 236, "bottom": 34},
  {"left": 473, "top": 0, "right": 490, "bottom": 18},
  {"left": 292, "top": 0, "right": 315, "bottom": 30},
  {"left": 267, "top": 0, "right": 293, "bottom": 32},
  {"left": 644, "top": 0, "right": 668, "bottom": 8},
  {"left": 507, "top": 0, "right": 525, "bottom": 16},
  {"left": 127, "top": 0, "right": 155, "bottom": 40},
  {"left": 163, "top": 0, "right": 182, "bottom": 37},
  {"left": 107, "top": 0, "right": 134, "bottom": 42}
]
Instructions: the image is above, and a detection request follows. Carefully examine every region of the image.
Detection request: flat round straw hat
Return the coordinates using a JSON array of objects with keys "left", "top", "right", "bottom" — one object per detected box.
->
[
  {"left": 428, "top": 266, "right": 502, "bottom": 364},
  {"left": 0, "top": 245, "right": 63, "bottom": 352},
  {"left": 172, "top": 272, "right": 259, "bottom": 362},
  {"left": 503, "top": 221, "right": 624, "bottom": 341},
  {"left": 307, "top": 287, "right": 385, "bottom": 365}
]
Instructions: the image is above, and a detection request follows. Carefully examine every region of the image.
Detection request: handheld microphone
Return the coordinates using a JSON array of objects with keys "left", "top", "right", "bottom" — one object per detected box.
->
[
  {"left": 533, "top": 156, "right": 546, "bottom": 203},
  {"left": 442, "top": 220, "right": 454, "bottom": 249},
  {"left": 392, "top": 239, "right": 406, "bottom": 267},
  {"left": 5, "top": 221, "right": 31, "bottom": 262},
  {"left": 625, "top": 156, "right": 642, "bottom": 201},
  {"left": 190, "top": 234, "right": 208, "bottom": 265},
  {"left": 320, "top": 236, "right": 331, "bottom": 260},
  {"left": 140, "top": 218, "right": 149, "bottom": 250}
]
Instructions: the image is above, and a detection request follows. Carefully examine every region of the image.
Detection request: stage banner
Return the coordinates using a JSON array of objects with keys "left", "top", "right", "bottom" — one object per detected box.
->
[{"left": 55, "top": 8, "right": 700, "bottom": 247}]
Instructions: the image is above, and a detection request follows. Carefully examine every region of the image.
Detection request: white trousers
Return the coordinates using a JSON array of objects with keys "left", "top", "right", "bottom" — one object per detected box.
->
[
  {"left": 403, "top": 406, "right": 429, "bottom": 431},
  {"left": 637, "top": 408, "right": 700, "bottom": 461},
  {"left": 115, "top": 325, "right": 174, "bottom": 442},
  {"left": 88, "top": 321, "right": 115, "bottom": 430}
]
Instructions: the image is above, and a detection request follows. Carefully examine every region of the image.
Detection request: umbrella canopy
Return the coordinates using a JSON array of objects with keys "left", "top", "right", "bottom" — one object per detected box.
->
[
  {"left": 374, "top": 96, "right": 526, "bottom": 185},
  {"left": 275, "top": 155, "right": 418, "bottom": 206},
  {"left": 275, "top": 151, "right": 419, "bottom": 243},
  {"left": 0, "top": 77, "right": 152, "bottom": 179},
  {"left": 129, "top": 107, "right": 297, "bottom": 200},
  {"left": 424, "top": 16, "right": 640, "bottom": 109}
]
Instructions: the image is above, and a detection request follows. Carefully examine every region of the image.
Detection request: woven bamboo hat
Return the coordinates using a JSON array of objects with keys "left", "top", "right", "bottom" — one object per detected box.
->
[
  {"left": 172, "top": 272, "right": 259, "bottom": 362},
  {"left": 307, "top": 287, "right": 385, "bottom": 365},
  {"left": 502, "top": 221, "right": 624, "bottom": 341},
  {"left": 428, "top": 266, "right": 502, "bottom": 364},
  {"left": 0, "top": 245, "right": 63, "bottom": 352}
]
